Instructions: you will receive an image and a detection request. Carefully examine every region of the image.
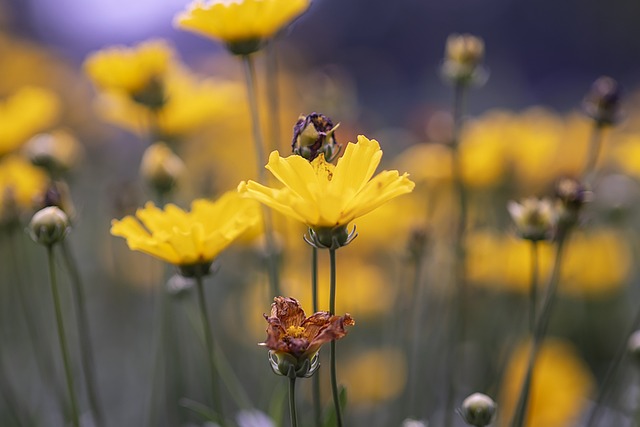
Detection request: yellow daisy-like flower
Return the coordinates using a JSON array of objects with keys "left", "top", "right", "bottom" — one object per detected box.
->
[
  {"left": 84, "top": 39, "right": 173, "bottom": 97},
  {"left": 0, "top": 155, "right": 48, "bottom": 223},
  {"left": 110, "top": 191, "right": 260, "bottom": 267},
  {"left": 174, "top": 0, "right": 310, "bottom": 55},
  {"left": 0, "top": 86, "right": 60, "bottom": 156},
  {"left": 239, "top": 135, "right": 415, "bottom": 246}
]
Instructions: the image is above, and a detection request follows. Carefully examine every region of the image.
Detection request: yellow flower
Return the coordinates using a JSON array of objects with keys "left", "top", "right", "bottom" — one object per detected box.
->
[
  {"left": 174, "top": 0, "right": 310, "bottom": 54},
  {"left": 110, "top": 191, "right": 260, "bottom": 266},
  {"left": 239, "top": 135, "right": 415, "bottom": 234},
  {"left": 0, "top": 86, "right": 60, "bottom": 156},
  {"left": 0, "top": 155, "right": 48, "bottom": 223},
  {"left": 84, "top": 39, "right": 173, "bottom": 97},
  {"left": 499, "top": 339, "right": 594, "bottom": 427}
]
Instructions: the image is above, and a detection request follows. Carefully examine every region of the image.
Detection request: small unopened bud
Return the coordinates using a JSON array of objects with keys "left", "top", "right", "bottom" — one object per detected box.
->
[
  {"left": 555, "top": 178, "right": 591, "bottom": 228},
  {"left": 291, "top": 113, "right": 341, "bottom": 162},
  {"left": 407, "top": 227, "right": 429, "bottom": 260},
  {"left": 36, "top": 181, "right": 77, "bottom": 223},
  {"left": 507, "top": 198, "right": 556, "bottom": 241},
  {"left": 442, "top": 34, "right": 487, "bottom": 86},
  {"left": 628, "top": 330, "right": 640, "bottom": 366},
  {"left": 24, "top": 130, "right": 82, "bottom": 177},
  {"left": 583, "top": 76, "right": 622, "bottom": 127},
  {"left": 458, "top": 393, "right": 497, "bottom": 427},
  {"left": 140, "top": 142, "right": 184, "bottom": 195},
  {"left": 28, "top": 206, "right": 69, "bottom": 246}
]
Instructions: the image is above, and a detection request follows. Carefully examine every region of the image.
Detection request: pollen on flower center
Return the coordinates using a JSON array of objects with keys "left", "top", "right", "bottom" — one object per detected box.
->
[{"left": 286, "top": 325, "right": 306, "bottom": 338}]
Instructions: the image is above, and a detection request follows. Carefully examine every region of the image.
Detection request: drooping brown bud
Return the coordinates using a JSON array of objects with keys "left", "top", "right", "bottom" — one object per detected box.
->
[{"left": 583, "top": 76, "right": 622, "bottom": 127}]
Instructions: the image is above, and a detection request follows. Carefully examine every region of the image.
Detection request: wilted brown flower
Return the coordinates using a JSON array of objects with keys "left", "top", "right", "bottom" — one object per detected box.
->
[
  {"left": 261, "top": 296, "right": 354, "bottom": 378},
  {"left": 291, "top": 113, "right": 341, "bottom": 162}
]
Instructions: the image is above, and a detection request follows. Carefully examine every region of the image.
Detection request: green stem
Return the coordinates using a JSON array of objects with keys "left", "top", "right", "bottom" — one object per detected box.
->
[
  {"left": 444, "top": 81, "right": 468, "bottom": 427},
  {"left": 510, "top": 230, "right": 570, "bottom": 427},
  {"left": 311, "top": 247, "right": 322, "bottom": 427},
  {"left": 241, "top": 53, "right": 280, "bottom": 298},
  {"left": 46, "top": 245, "right": 80, "bottom": 427},
  {"left": 265, "top": 41, "right": 281, "bottom": 155},
  {"left": 61, "top": 240, "right": 103, "bottom": 427},
  {"left": 328, "top": 248, "right": 343, "bottom": 427},
  {"left": 195, "top": 273, "right": 224, "bottom": 425},
  {"left": 582, "top": 124, "right": 604, "bottom": 187},
  {"left": 289, "top": 377, "right": 299, "bottom": 427},
  {"left": 529, "top": 241, "right": 539, "bottom": 335},
  {"left": 407, "top": 253, "right": 426, "bottom": 416},
  {"left": 146, "top": 278, "right": 170, "bottom": 427}
]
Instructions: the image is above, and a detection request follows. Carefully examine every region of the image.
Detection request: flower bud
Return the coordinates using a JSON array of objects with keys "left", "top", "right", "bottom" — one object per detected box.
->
[
  {"left": 407, "top": 226, "right": 429, "bottom": 260},
  {"left": 583, "top": 76, "right": 622, "bottom": 127},
  {"left": 28, "top": 206, "right": 70, "bottom": 246},
  {"left": 36, "top": 181, "right": 77, "bottom": 223},
  {"left": 555, "top": 178, "right": 591, "bottom": 229},
  {"left": 23, "top": 130, "right": 82, "bottom": 177},
  {"left": 442, "top": 34, "right": 487, "bottom": 85},
  {"left": 140, "top": 142, "right": 184, "bottom": 195},
  {"left": 458, "top": 393, "right": 497, "bottom": 427},
  {"left": 507, "top": 198, "right": 556, "bottom": 241},
  {"left": 291, "top": 113, "right": 341, "bottom": 162}
]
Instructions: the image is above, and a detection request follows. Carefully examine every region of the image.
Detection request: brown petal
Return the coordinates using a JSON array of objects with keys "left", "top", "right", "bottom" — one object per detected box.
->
[
  {"left": 261, "top": 314, "right": 287, "bottom": 352},
  {"left": 269, "top": 296, "right": 306, "bottom": 329},
  {"left": 301, "top": 311, "right": 333, "bottom": 340},
  {"left": 306, "top": 313, "right": 355, "bottom": 355}
]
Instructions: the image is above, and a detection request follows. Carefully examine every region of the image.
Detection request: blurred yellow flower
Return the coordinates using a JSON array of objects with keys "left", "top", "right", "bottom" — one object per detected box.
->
[
  {"left": 466, "top": 229, "right": 630, "bottom": 297},
  {"left": 0, "top": 86, "right": 60, "bottom": 156},
  {"left": 174, "top": 0, "right": 309, "bottom": 54},
  {"left": 0, "top": 155, "right": 48, "bottom": 222},
  {"left": 500, "top": 339, "right": 594, "bottom": 427},
  {"left": 94, "top": 66, "right": 243, "bottom": 138},
  {"left": 340, "top": 348, "right": 406, "bottom": 405},
  {"left": 110, "top": 191, "right": 260, "bottom": 266},
  {"left": 84, "top": 39, "right": 173, "bottom": 96},
  {"left": 23, "top": 129, "right": 83, "bottom": 176},
  {"left": 239, "top": 135, "right": 415, "bottom": 229}
]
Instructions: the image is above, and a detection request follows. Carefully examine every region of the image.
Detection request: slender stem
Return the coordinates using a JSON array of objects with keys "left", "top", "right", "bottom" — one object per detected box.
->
[
  {"left": 407, "top": 253, "right": 426, "bottom": 416},
  {"left": 241, "top": 53, "right": 280, "bottom": 298},
  {"left": 265, "top": 41, "right": 281, "bottom": 155},
  {"left": 510, "top": 230, "right": 570, "bottom": 427},
  {"left": 146, "top": 280, "right": 169, "bottom": 427},
  {"left": 46, "top": 245, "right": 80, "bottom": 427},
  {"left": 444, "top": 81, "right": 468, "bottom": 427},
  {"left": 288, "top": 377, "right": 299, "bottom": 427},
  {"left": 311, "top": 246, "right": 322, "bottom": 427},
  {"left": 328, "top": 248, "right": 343, "bottom": 427},
  {"left": 61, "top": 240, "right": 103, "bottom": 427},
  {"left": 0, "top": 351, "right": 26, "bottom": 427},
  {"left": 582, "top": 124, "right": 604, "bottom": 186},
  {"left": 585, "top": 300, "right": 640, "bottom": 427},
  {"left": 529, "top": 241, "right": 539, "bottom": 334},
  {"left": 195, "top": 273, "right": 224, "bottom": 425}
]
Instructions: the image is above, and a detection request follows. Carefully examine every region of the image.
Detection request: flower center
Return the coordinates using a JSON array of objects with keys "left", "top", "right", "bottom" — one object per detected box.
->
[{"left": 285, "top": 325, "right": 306, "bottom": 338}]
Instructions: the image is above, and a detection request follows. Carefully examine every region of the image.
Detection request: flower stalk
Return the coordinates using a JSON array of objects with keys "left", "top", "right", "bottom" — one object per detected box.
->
[
  {"left": 47, "top": 245, "right": 81, "bottom": 427},
  {"left": 311, "top": 246, "right": 322, "bottom": 427},
  {"left": 329, "top": 248, "right": 344, "bottom": 427},
  {"left": 528, "top": 241, "right": 539, "bottom": 334},
  {"left": 289, "top": 376, "right": 299, "bottom": 427},
  {"left": 241, "top": 53, "right": 281, "bottom": 297},
  {"left": 61, "top": 239, "right": 104, "bottom": 427},
  {"left": 194, "top": 271, "right": 224, "bottom": 425}
]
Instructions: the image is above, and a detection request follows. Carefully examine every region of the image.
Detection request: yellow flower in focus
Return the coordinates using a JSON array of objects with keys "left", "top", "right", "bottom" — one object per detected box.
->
[
  {"left": 500, "top": 339, "right": 594, "bottom": 427},
  {"left": 0, "top": 155, "right": 48, "bottom": 222},
  {"left": 84, "top": 40, "right": 173, "bottom": 97},
  {"left": 174, "top": 0, "right": 310, "bottom": 54},
  {"left": 0, "top": 87, "right": 60, "bottom": 156},
  {"left": 239, "top": 135, "right": 415, "bottom": 232},
  {"left": 110, "top": 191, "right": 260, "bottom": 266},
  {"left": 340, "top": 348, "right": 406, "bottom": 405}
]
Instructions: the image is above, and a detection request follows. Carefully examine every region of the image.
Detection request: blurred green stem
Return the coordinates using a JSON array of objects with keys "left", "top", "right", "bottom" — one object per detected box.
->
[
  {"left": 241, "top": 53, "right": 280, "bottom": 298},
  {"left": 289, "top": 377, "right": 299, "bottom": 427},
  {"left": 61, "top": 240, "right": 104, "bottom": 427},
  {"left": 311, "top": 247, "right": 322, "bottom": 427},
  {"left": 46, "top": 245, "right": 80, "bottom": 427},
  {"left": 265, "top": 41, "right": 281, "bottom": 155},
  {"left": 582, "top": 124, "right": 604, "bottom": 187},
  {"left": 329, "top": 248, "right": 344, "bottom": 427},
  {"left": 444, "top": 81, "right": 468, "bottom": 427},
  {"left": 510, "top": 229, "right": 570, "bottom": 427},
  {"left": 407, "top": 251, "right": 426, "bottom": 416},
  {"left": 529, "top": 241, "right": 539, "bottom": 334},
  {"left": 194, "top": 273, "right": 224, "bottom": 425}
]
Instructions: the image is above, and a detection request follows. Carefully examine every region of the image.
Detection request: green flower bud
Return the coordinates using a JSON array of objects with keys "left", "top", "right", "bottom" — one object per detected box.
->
[
  {"left": 458, "top": 393, "right": 496, "bottom": 427},
  {"left": 140, "top": 142, "right": 185, "bottom": 195},
  {"left": 28, "top": 206, "right": 70, "bottom": 247}
]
